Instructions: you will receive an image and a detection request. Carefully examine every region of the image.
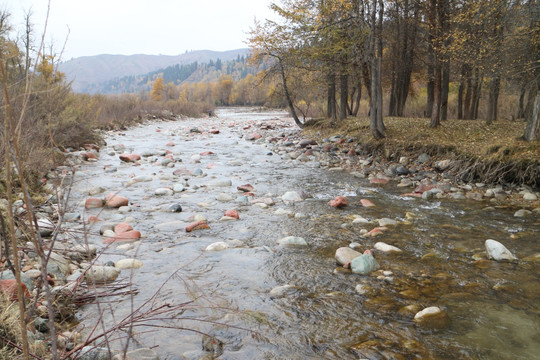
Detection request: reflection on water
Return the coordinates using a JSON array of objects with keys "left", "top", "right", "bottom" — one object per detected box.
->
[{"left": 70, "top": 107, "right": 540, "bottom": 359}]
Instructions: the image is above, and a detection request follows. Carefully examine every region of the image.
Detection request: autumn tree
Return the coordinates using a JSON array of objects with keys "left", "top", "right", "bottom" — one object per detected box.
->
[{"left": 150, "top": 77, "right": 164, "bottom": 101}]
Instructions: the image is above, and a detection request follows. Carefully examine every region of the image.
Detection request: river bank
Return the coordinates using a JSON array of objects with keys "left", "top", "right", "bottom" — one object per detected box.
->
[{"left": 2, "top": 108, "right": 539, "bottom": 359}]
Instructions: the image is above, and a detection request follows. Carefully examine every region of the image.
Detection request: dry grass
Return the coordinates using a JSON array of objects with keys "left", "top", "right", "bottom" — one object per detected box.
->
[{"left": 305, "top": 116, "right": 540, "bottom": 162}]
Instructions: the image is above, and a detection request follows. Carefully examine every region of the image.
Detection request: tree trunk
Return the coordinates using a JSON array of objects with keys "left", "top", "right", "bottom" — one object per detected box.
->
[
  {"left": 471, "top": 68, "right": 482, "bottom": 120},
  {"left": 278, "top": 59, "right": 304, "bottom": 128},
  {"left": 389, "top": 68, "right": 397, "bottom": 116},
  {"left": 350, "top": 82, "right": 362, "bottom": 116},
  {"left": 426, "top": 60, "right": 434, "bottom": 118},
  {"left": 457, "top": 64, "right": 466, "bottom": 119},
  {"left": 430, "top": 63, "right": 441, "bottom": 127},
  {"left": 370, "top": 0, "right": 384, "bottom": 139},
  {"left": 376, "top": 0, "right": 385, "bottom": 134},
  {"left": 362, "top": 62, "right": 371, "bottom": 102},
  {"left": 523, "top": 94, "right": 540, "bottom": 141},
  {"left": 339, "top": 72, "right": 348, "bottom": 120},
  {"left": 327, "top": 73, "right": 336, "bottom": 121},
  {"left": 441, "top": 60, "right": 450, "bottom": 121},
  {"left": 517, "top": 83, "right": 527, "bottom": 119},
  {"left": 486, "top": 76, "right": 500, "bottom": 124},
  {"left": 463, "top": 65, "right": 472, "bottom": 119}
]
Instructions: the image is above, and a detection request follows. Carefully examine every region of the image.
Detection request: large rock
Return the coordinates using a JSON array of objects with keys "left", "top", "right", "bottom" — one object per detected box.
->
[
  {"left": 335, "top": 247, "right": 361, "bottom": 266},
  {"left": 185, "top": 221, "right": 209, "bottom": 232},
  {"left": 351, "top": 252, "right": 379, "bottom": 275},
  {"left": 0, "top": 279, "right": 31, "bottom": 301},
  {"left": 103, "top": 230, "right": 141, "bottom": 244},
  {"left": 485, "top": 239, "right": 517, "bottom": 261},
  {"left": 85, "top": 198, "right": 104, "bottom": 209},
  {"left": 413, "top": 306, "right": 449, "bottom": 329},
  {"left": 37, "top": 218, "right": 55, "bottom": 237},
  {"left": 119, "top": 153, "right": 141, "bottom": 162},
  {"left": 329, "top": 196, "right": 348, "bottom": 208}
]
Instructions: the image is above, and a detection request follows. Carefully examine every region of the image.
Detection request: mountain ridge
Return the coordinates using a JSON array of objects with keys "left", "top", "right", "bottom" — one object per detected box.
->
[{"left": 59, "top": 48, "right": 250, "bottom": 93}]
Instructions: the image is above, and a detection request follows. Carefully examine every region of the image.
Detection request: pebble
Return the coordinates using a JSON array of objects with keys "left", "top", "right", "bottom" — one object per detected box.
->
[
  {"left": 351, "top": 252, "right": 379, "bottom": 274},
  {"left": 514, "top": 209, "right": 532, "bottom": 217},
  {"left": 281, "top": 191, "right": 303, "bottom": 202},
  {"left": 374, "top": 242, "right": 403, "bottom": 253},
  {"left": 278, "top": 236, "right": 307, "bottom": 246},
  {"left": 378, "top": 218, "right": 398, "bottom": 227},
  {"left": 85, "top": 266, "right": 121, "bottom": 283},
  {"left": 335, "top": 247, "right": 361, "bottom": 266},
  {"left": 205, "top": 242, "right": 230, "bottom": 251},
  {"left": 209, "top": 179, "right": 232, "bottom": 187},
  {"left": 269, "top": 284, "right": 297, "bottom": 299},
  {"left": 217, "top": 193, "right": 234, "bottom": 202},
  {"left": 115, "top": 259, "right": 143, "bottom": 269},
  {"left": 413, "top": 306, "right": 449, "bottom": 329}
]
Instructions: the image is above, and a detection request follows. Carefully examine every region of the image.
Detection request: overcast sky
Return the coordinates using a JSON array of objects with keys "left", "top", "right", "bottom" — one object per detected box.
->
[{"left": 9, "top": 0, "right": 275, "bottom": 60}]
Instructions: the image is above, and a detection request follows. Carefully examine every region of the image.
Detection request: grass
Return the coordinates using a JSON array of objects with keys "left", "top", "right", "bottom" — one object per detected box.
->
[{"left": 304, "top": 116, "right": 540, "bottom": 163}]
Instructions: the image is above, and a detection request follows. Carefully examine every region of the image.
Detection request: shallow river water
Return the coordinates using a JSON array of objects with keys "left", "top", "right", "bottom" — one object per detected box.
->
[{"left": 68, "top": 108, "right": 540, "bottom": 359}]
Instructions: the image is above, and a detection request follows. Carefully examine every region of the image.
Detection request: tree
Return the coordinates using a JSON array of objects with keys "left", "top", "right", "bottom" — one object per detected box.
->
[
  {"left": 369, "top": 0, "right": 385, "bottom": 138},
  {"left": 150, "top": 77, "right": 164, "bottom": 101}
]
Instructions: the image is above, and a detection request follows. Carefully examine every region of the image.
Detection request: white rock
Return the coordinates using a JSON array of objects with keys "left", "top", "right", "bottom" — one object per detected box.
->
[
  {"left": 295, "top": 213, "right": 307, "bottom": 219},
  {"left": 85, "top": 266, "right": 121, "bottom": 283},
  {"left": 278, "top": 236, "right": 307, "bottom": 246},
  {"left": 352, "top": 216, "right": 369, "bottom": 224},
  {"left": 269, "top": 284, "right": 297, "bottom": 298},
  {"left": 335, "top": 247, "right": 361, "bottom": 265},
  {"left": 281, "top": 191, "right": 303, "bottom": 202},
  {"left": 155, "top": 188, "right": 174, "bottom": 196},
  {"left": 414, "top": 306, "right": 443, "bottom": 321},
  {"left": 485, "top": 239, "right": 517, "bottom": 261},
  {"left": 209, "top": 179, "right": 232, "bottom": 187},
  {"left": 193, "top": 214, "right": 207, "bottom": 222},
  {"left": 118, "top": 206, "right": 131, "bottom": 214},
  {"left": 115, "top": 259, "right": 143, "bottom": 270},
  {"left": 217, "top": 193, "right": 234, "bottom": 202},
  {"left": 523, "top": 193, "right": 538, "bottom": 201},
  {"left": 275, "top": 208, "right": 294, "bottom": 216},
  {"left": 514, "top": 209, "right": 532, "bottom": 217},
  {"left": 103, "top": 230, "right": 116, "bottom": 238},
  {"left": 134, "top": 175, "right": 153, "bottom": 182},
  {"left": 378, "top": 218, "right": 398, "bottom": 227},
  {"left": 374, "top": 242, "right": 403, "bottom": 253},
  {"left": 205, "top": 242, "right": 230, "bottom": 251},
  {"left": 219, "top": 216, "right": 236, "bottom": 221},
  {"left": 190, "top": 154, "right": 201, "bottom": 163}
]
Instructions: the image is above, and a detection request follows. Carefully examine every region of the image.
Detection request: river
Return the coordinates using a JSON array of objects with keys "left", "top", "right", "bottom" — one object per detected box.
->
[{"left": 68, "top": 107, "right": 540, "bottom": 360}]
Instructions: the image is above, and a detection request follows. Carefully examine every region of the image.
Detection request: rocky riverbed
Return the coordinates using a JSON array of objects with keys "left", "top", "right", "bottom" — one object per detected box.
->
[{"left": 5, "top": 107, "right": 539, "bottom": 359}]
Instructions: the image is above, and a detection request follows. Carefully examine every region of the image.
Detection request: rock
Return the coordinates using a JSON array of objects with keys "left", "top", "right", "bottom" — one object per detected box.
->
[
  {"left": 217, "top": 193, "right": 234, "bottom": 202},
  {"left": 417, "top": 153, "right": 431, "bottom": 163},
  {"left": 374, "top": 242, "right": 402, "bottom": 253},
  {"left": 365, "top": 227, "right": 384, "bottom": 237},
  {"left": 205, "top": 242, "right": 230, "bottom": 251},
  {"left": 34, "top": 317, "right": 50, "bottom": 333},
  {"left": 350, "top": 251, "right": 379, "bottom": 275},
  {"left": 329, "top": 196, "right": 348, "bottom": 208},
  {"left": 378, "top": 218, "right": 398, "bottom": 227},
  {"left": 119, "top": 153, "right": 141, "bottom": 162},
  {"left": 251, "top": 197, "right": 275, "bottom": 206},
  {"left": 103, "top": 229, "right": 116, "bottom": 238},
  {"left": 155, "top": 187, "right": 174, "bottom": 196},
  {"left": 278, "top": 236, "right": 307, "bottom": 246},
  {"left": 114, "top": 222, "right": 133, "bottom": 234},
  {"left": 85, "top": 198, "right": 104, "bottom": 209},
  {"left": 395, "top": 166, "right": 409, "bottom": 176},
  {"left": 434, "top": 160, "right": 453, "bottom": 171},
  {"left": 85, "top": 266, "right": 121, "bottom": 283},
  {"left": 370, "top": 177, "right": 389, "bottom": 185},
  {"left": 413, "top": 306, "right": 449, "bottom": 329},
  {"left": 514, "top": 209, "right": 532, "bottom": 217},
  {"left": 185, "top": 221, "right": 209, "bottom": 232},
  {"left": 134, "top": 175, "right": 153, "bottom": 182},
  {"left": 523, "top": 192, "right": 538, "bottom": 201},
  {"left": 281, "top": 191, "right": 303, "bottom": 202},
  {"left": 209, "top": 179, "right": 232, "bottom": 187},
  {"left": 104, "top": 194, "right": 129, "bottom": 208},
  {"left": 360, "top": 199, "right": 375, "bottom": 207},
  {"left": 78, "top": 346, "right": 111, "bottom": 360},
  {"left": 111, "top": 348, "right": 158, "bottom": 360},
  {"left": 103, "top": 230, "right": 141, "bottom": 244},
  {"left": 173, "top": 184, "right": 185, "bottom": 193},
  {"left": 224, "top": 209, "right": 239, "bottom": 219},
  {"left": 37, "top": 218, "right": 55, "bottom": 237},
  {"left": 0, "top": 279, "right": 31, "bottom": 300},
  {"left": 335, "top": 247, "right": 361, "bottom": 266},
  {"left": 246, "top": 132, "right": 262, "bottom": 140},
  {"left": 237, "top": 184, "right": 255, "bottom": 192},
  {"left": 485, "top": 239, "right": 517, "bottom": 261},
  {"left": 115, "top": 259, "right": 143, "bottom": 270},
  {"left": 168, "top": 203, "right": 183, "bottom": 212},
  {"left": 269, "top": 284, "right": 298, "bottom": 298}
]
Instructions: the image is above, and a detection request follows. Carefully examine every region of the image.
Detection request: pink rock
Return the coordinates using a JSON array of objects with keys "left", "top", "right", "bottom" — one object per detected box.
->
[
  {"left": 329, "top": 196, "right": 348, "bottom": 208},
  {"left": 323, "top": 144, "right": 333, "bottom": 152},
  {"left": 185, "top": 221, "right": 210, "bottom": 232},
  {"left": 304, "top": 149, "right": 314, "bottom": 156},
  {"left": 103, "top": 230, "right": 141, "bottom": 244},
  {"left": 200, "top": 151, "right": 214, "bottom": 156},
  {"left": 228, "top": 122, "right": 235, "bottom": 127},
  {"left": 87, "top": 215, "right": 100, "bottom": 223},
  {"left": 243, "top": 125, "right": 252, "bottom": 130},
  {"left": 165, "top": 154, "right": 174, "bottom": 160},
  {"left": 209, "top": 129, "right": 220, "bottom": 134},
  {"left": 237, "top": 184, "right": 255, "bottom": 192},
  {"left": 114, "top": 222, "right": 133, "bottom": 234},
  {"left": 119, "top": 153, "right": 141, "bottom": 162},
  {"left": 85, "top": 198, "right": 104, "bottom": 209},
  {"left": 246, "top": 133, "right": 262, "bottom": 141},
  {"left": 173, "top": 168, "right": 192, "bottom": 176},
  {"left": 0, "top": 279, "right": 30, "bottom": 301},
  {"left": 166, "top": 142, "right": 175, "bottom": 146},
  {"left": 207, "top": 163, "right": 217, "bottom": 169},
  {"left": 414, "top": 184, "right": 436, "bottom": 194},
  {"left": 224, "top": 209, "right": 239, "bottom": 219},
  {"left": 104, "top": 194, "right": 129, "bottom": 208},
  {"left": 370, "top": 178, "right": 389, "bottom": 185},
  {"left": 364, "top": 249, "right": 372, "bottom": 255},
  {"left": 347, "top": 149, "right": 356, "bottom": 156},
  {"left": 366, "top": 227, "right": 385, "bottom": 237},
  {"left": 82, "top": 152, "right": 97, "bottom": 161},
  {"left": 360, "top": 199, "right": 376, "bottom": 207}
]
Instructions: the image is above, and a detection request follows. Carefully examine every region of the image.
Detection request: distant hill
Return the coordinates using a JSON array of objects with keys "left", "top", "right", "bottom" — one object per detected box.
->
[{"left": 59, "top": 49, "right": 250, "bottom": 93}]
